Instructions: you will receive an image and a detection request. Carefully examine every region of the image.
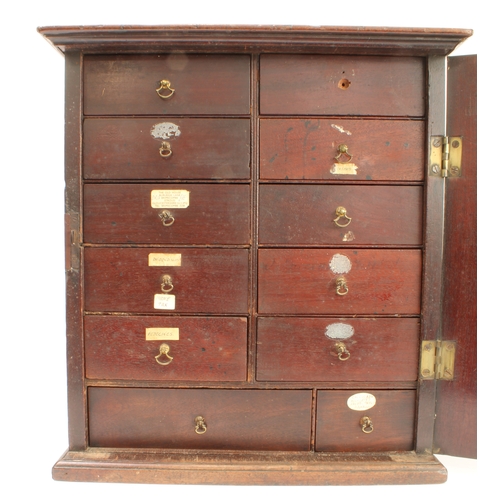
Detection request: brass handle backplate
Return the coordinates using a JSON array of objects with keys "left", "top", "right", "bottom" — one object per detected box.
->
[
  {"left": 155, "top": 343, "right": 173, "bottom": 365},
  {"left": 335, "top": 144, "right": 353, "bottom": 163},
  {"left": 332, "top": 342, "right": 351, "bottom": 361},
  {"left": 360, "top": 416, "right": 374, "bottom": 434},
  {"left": 336, "top": 276, "right": 348, "bottom": 296},
  {"left": 156, "top": 79, "right": 175, "bottom": 99},
  {"left": 160, "top": 274, "right": 174, "bottom": 293},
  {"left": 333, "top": 206, "right": 352, "bottom": 227},
  {"left": 194, "top": 416, "right": 207, "bottom": 434},
  {"left": 158, "top": 210, "right": 175, "bottom": 227}
]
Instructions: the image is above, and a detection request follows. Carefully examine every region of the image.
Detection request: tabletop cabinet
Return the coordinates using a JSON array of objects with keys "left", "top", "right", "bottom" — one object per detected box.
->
[{"left": 39, "top": 25, "right": 476, "bottom": 485}]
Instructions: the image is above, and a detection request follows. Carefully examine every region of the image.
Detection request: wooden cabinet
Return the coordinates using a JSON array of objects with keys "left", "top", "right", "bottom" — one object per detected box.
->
[{"left": 39, "top": 25, "right": 476, "bottom": 485}]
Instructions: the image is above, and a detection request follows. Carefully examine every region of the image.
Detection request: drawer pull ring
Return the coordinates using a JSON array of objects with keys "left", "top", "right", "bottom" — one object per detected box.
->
[
  {"left": 336, "top": 276, "right": 348, "bottom": 296},
  {"left": 194, "top": 416, "right": 207, "bottom": 434},
  {"left": 159, "top": 141, "right": 173, "bottom": 158},
  {"left": 160, "top": 274, "right": 174, "bottom": 293},
  {"left": 155, "top": 343, "right": 173, "bottom": 365},
  {"left": 156, "top": 79, "right": 175, "bottom": 99},
  {"left": 158, "top": 210, "right": 175, "bottom": 227},
  {"left": 360, "top": 416, "right": 374, "bottom": 434},
  {"left": 335, "top": 144, "right": 353, "bottom": 163},
  {"left": 333, "top": 206, "right": 352, "bottom": 227},
  {"left": 333, "top": 342, "right": 351, "bottom": 361}
]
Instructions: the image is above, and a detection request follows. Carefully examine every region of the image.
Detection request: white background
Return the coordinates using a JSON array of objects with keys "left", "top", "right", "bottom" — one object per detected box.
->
[{"left": 1, "top": 1, "right": 487, "bottom": 498}]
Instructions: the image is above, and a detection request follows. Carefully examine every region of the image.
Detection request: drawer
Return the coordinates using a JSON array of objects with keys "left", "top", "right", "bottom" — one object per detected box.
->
[
  {"left": 315, "top": 390, "right": 415, "bottom": 452},
  {"left": 260, "top": 55, "right": 424, "bottom": 116},
  {"left": 84, "top": 247, "right": 249, "bottom": 314},
  {"left": 83, "top": 118, "right": 250, "bottom": 180},
  {"left": 83, "top": 184, "right": 250, "bottom": 245},
  {"left": 259, "top": 185, "right": 422, "bottom": 245},
  {"left": 88, "top": 388, "right": 312, "bottom": 451},
  {"left": 256, "top": 318, "right": 419, "bottom": 382},
  {"left": 84, "top": 54, "right": 250, "bottom": 115},
  {"left": 260, "top": 119, "right": 424, "bottom": 181},
  {"left": 258, "top": 249, "right": 421, "bottom": 315},
  {"left": 85, "top": 316, "right": 248, "bottom": 382}
]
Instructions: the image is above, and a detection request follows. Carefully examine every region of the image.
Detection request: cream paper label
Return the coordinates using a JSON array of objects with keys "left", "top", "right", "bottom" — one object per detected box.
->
[
  {"left": 148, "top": 253, "right": 182, "bottom": 267},
  {"left": 151, "top": 190, "right": 190, "bottom": 209},
  {"left": 347, "top": 393, "right": 376, "bottom": 411},
  {"left": 145, "top": 327, "right": 180, "bottom": 341}
]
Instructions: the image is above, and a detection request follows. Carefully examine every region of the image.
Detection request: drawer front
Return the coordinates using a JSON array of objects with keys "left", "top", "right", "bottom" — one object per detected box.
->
[
  {"left": 259, "top": 185, "right": 422, "bottom": 245},
  {"left": 83, "top": 118, "right": 250, "bottom": 180},
  {"left": 260, "top": 55, "right": 424, "bottom": 116},
  {"left": 84, "top": 248, "right": 249, "bottom": 314},
  {"left": 258, "top": 249, "right": 421, "bottom": 315},
  {"left": 315, "top": 390, "right": 415, "bottom": 452},
  {"left": 260, "top": 119, "right": 424, "bottom": 181},
  {"left": 84, "top": 54, "right": 250, "bottom": 115},
  {"left": 83, "top": 184, "right": 250, "bottom": 245},
  {"left": 256, "top": 318, "right": 419, "bottom": 382},
  {"left": 88, "top": 388, "right": 312, "bottom": 451},
  {"left": 85, "top": 316, "right": 248, "bottom": 382}
]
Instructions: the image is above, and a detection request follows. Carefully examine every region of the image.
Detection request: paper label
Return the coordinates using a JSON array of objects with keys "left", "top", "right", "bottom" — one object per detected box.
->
[
  {"left": 150, "top": 122, "right": 181, "bottom": 140},
  {"left": 329, "top": 254, "right": 352, "bottom": 274},
  {"left": 347, "top": 393, "right": 377, "bottom": 411},
  {"left": 151, "top": 190, "right": 190, "bottom": 209},
  {"left": 330, "top": 163, "right": 358, "bottom": 175},
  {"left": 153, "top": 294, "right": 176, "bottom": 310},
  {"left": 145, "top": 327, "right": 179, "bottom": 341},
  {"left": 325, "top": 323, "right": 354, "bottom": 339},
  {"left": 148, "top": 253, "right": 182, "bottom": 267}
]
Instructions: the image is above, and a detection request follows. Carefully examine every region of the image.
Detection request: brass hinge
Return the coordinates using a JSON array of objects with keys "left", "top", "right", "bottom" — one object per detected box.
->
[
  {"left": 429, "top": 136, "right": 463, "bottom": 177},
  {"left": 420, "top": 340, "right": 456, "bottom": 380},
  {"left": 65, "top": 212, "right": 81, "bottom": 271}
]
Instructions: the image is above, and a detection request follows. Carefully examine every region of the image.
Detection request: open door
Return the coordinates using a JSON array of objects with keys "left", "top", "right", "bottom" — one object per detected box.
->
[{"left": 433, "top": 55, "right": 477, "bottom": 458}]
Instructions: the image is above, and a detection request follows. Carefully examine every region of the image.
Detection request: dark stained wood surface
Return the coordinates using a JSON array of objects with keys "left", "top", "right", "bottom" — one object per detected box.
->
[
  {"left": 85, "top": 316, "right": 248, "bottom": 381},
  {"left": 84, "top": 247, "right": 249, "bottom": 313},
  {"left": 316, "top": 390, "right": 416, "bottom": 452},
  {"left": 260, "top": 55, "right": 425, "bottom": 116},
  {"left": 83, "top": 118, "right": 250, "bottom": 180},
  {"left": 84, "top": 54, "right": 250, "bottom": 115},
  {"left": 258, "top": 249, "right": 422, "bottom": 314},
  {"left": 256, "top": 317, "right": 419, "bottom": 382},
  {"left": 83, "top": 183, "right": 250, "bottom": 245},
  {"left": 259, "top": 184, "right": 423, "bottom": 245},
  {"left": 260, "top": 119, "right": 424, "bottom": 181},
  {"left": 88, "top": 388, "right": 312, "bottom": 451}
]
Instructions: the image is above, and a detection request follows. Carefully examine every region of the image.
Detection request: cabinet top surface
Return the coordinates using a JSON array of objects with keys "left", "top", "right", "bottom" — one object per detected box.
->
[{"left": 38, "top": 25, "right": 472, "bottom": 56}]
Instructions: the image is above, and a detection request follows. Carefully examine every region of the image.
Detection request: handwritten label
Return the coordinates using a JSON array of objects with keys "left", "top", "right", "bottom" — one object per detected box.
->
[
  {"left": 145, "top": 327, "right": 179, "bottom": 341},
  {"left": 150, "top": 122, "right": 181, "bottom": 140},
  {"left": 347, "top": 393, "right": 377, "bottom": 411},
  {"left": 330, "top": 163, "right": 358, "bottom": 175},
  {"left": 151, "top": 190, "right": 190, "bottom": 209},
  {"left": 148, "top": 253, "right": 182, "bottom": 267},
  {"left": 153, "top": 294, "right": 176, "bottom": 310}
]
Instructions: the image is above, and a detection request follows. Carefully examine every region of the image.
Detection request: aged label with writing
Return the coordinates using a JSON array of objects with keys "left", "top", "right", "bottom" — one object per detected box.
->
[
  {"left": 148, "top": 253, "right": 182, "bottom": 267},
  {"left": 145, "top": 327, "right": 180, "bottom": 341},
  {"left": 330, "top": 163, "right": 358, "bottom": 175},
  {"left": 347, "top": 393, "right": 376, "bottom": 411},
  {"left": 153, "top": 294, "right": 176, "bottom": 310},
  {"left": 151, "top": 190, "right": 190, "bottom": 209}
]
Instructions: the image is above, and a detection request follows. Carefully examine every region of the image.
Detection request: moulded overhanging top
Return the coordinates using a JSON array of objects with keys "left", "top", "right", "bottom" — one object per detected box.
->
[{"left": 37, "top": 25, "right": 473, "bottom": 56}]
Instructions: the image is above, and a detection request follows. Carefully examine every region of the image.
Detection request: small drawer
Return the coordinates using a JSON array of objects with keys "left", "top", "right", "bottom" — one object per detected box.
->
[
  {"left": 256, "top": 318, "right": 419, "bottom": 382},
  {"left": 83, "top": 118, "right": 250, "bottom": 180},
  {"left": 258, "top": 249, "right": 421, "bottom": 315},
  {"left": 85, "top": 316, "right": 248, "bottom": 382},
  {"left": 83, "top": 183, "right": 250, "bottom": 245},
  {"left": 260, "top": 118, "right": 424, "bottom": 181},
  {"left": 88, "top": 388, "right": 312, "bottom": 451},
  {"left": 259, "top": 185, "right": 422, "bottom": 246},
  {"left": 84, "top": 54, "right": 250, "bottom": 115},
  {"left": 84, "top": 247, "right": 249, "bottom": 314},
  {"left": 260, "top": 55, "right": 424, "bottom": 116},
  {"left": 315, "top": 390, "right": 416, "bottom": 452}
]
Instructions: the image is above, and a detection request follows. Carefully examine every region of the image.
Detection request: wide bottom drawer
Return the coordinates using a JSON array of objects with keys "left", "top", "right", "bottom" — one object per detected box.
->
[{"left": 88, "top": 388, "right": 312, "bottom": 451}]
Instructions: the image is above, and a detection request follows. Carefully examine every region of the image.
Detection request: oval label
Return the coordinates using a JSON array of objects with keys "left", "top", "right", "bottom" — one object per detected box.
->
[
  {"left": 325, "top": 323, "right": 354, "bottom": 339},
  {"left": 347, "top": 393, "right": 376, "bottom": 411},
  {"left": 329, "top": 253, "right": 352, "bottom": 274}
]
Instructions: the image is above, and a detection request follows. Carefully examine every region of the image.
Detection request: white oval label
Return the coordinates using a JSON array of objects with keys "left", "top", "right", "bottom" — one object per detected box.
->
[
  {"left": 329, "top": 253, "right": 352, "bottom": 274},
  {"left": 347, "top": 393, "right": 376, "bottom": 411},
  {"left": 325, "top": 323, "right": 354, "bottom": 339},
  {"left": 151, "top": 122, "right": 181, "bottom": 140}
]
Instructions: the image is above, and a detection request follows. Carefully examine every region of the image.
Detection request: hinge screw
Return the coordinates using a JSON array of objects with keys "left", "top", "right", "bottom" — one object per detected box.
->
[
  {"left": 433, "top": 138, "right": 442, "bottom": 147},
  {"left": 443, "top": 368, "right": 453, "bottom": 378},
  {"left": 450, "top": 166, "right": 460, "bottom": 174},
  {"left": 452, "top": 140, "right": 460, "bottom": 148},
  {"left": 431, "top": 164, "right": 440, "bottom": 174},
  {"left": 446, "top": 343, "right": 455, "bottom": 351},
  {"left": 422, "top": 369, "right": 431, "bottom": 377},
  {"left": 424, "top": 343, "right": 433, "bottom": 351}
]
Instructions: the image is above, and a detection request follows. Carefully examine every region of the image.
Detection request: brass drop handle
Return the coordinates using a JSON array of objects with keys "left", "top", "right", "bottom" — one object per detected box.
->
[
  {"left": 155, "top": 343, "right": 173, "bottom": 365},
  {"left": 156, "top": 79, "right": 175, "bottom": 99},
  {"left": 333, "top": 206, "right": 352, "bottom": 227},
  {"left": 158, "top": 210, "right": 175, "bottom": 227},
  {"left": 332, "top": 342, "right": 351, "bottom": 361},
  {"left": 336, "top": 276, "right": 348, "bottom": 296},
  {"left": 360, "top": 416, "right": 374, "bottom": 434},
  {"left": 335, "top": 144, "right": 353, "bottom": 163},
  {"left": 194, "top": 416, "right": 207, "bottom": 434},
  {"left": 160, "top": 274, "right": 174, "bottom": 293},
  {"left": 159, "top": 141, "right": 173, "bottom": 158}
]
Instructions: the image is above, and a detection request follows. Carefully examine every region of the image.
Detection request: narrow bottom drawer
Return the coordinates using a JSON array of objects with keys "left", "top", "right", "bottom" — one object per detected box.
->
[
  {"left": 316, "top": 390, "right": 415, "bottom": 452},
  {"left": 89, "top": 388, "right": 312, "bottom": 451}
]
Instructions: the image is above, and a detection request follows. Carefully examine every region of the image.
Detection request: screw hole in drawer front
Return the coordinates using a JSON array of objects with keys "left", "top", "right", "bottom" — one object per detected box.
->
[{"left": 88, "top": 388, "right": 312, "bottom": 451}]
